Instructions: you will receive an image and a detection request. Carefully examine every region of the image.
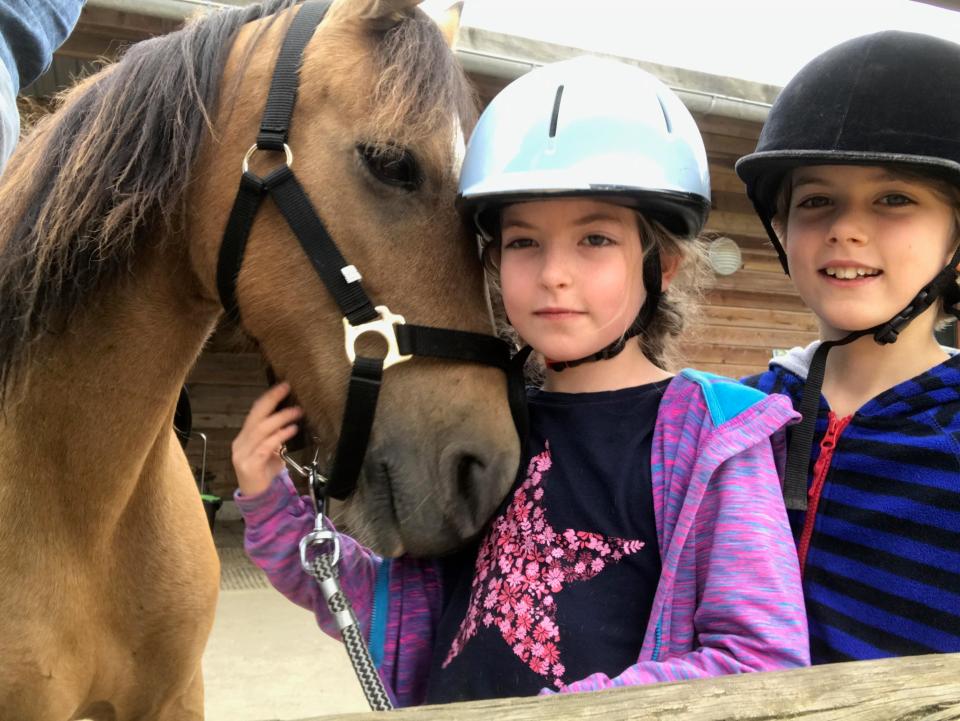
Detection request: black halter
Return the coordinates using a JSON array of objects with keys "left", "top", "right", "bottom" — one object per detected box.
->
[{"left": 215, "top": 1, "right": 526, "bottom": 501}]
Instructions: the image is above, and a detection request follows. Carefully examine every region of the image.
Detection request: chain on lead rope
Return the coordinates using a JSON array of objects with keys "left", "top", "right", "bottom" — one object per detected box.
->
[{"left": 282, "top": 447, "right": 394, "bottom": 711}]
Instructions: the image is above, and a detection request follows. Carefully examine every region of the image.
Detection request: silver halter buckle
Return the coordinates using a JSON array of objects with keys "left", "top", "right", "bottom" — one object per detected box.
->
[{"left": 343, "top": 305, "right": 412, "bottom": 369}]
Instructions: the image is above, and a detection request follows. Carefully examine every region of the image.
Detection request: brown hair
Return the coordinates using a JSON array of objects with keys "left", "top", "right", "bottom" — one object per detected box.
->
[{"left": 481, "top": 207, "right": 711, "bottom": 376}]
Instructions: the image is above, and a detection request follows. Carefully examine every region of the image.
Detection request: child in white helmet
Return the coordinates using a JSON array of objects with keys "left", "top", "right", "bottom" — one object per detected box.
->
[
  {"left": 738, "top": 31, "right": 960, "bottom": 663},
  {"left": 234, "top": 56, "right": 808, "bottom": 706}
]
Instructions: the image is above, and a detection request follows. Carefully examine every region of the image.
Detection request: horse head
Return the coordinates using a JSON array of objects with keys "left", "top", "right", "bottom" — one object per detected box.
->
[{"left": 189, "top": 0, "right": 519, "bottom": 556}]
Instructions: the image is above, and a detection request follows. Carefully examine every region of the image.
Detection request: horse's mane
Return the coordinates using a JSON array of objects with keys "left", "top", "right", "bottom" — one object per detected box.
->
[
  {"left": 366, "top": 8, "right": 478, "bottom": 150},
  {"left": 0, "top": 0, "right": 477, "bottom": 402}
]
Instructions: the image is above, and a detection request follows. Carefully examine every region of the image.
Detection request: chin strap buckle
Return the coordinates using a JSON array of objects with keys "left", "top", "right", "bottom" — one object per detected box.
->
[{"left": 873, "top": 310, "right": 913, "bottom": 345}]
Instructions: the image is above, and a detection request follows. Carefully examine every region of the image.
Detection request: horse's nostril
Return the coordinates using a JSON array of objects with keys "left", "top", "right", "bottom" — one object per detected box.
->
[
  {"left": 440, "top": 446, "right": 514, "bottom": 541},
  {"left": 456, "top": 453, "right": 485, "bottom": 505}
]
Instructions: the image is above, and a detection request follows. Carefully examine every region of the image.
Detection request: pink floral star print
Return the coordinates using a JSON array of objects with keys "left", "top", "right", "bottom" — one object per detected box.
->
[{"left": 442, "top": 443, "right": 646, "bottom": 689}]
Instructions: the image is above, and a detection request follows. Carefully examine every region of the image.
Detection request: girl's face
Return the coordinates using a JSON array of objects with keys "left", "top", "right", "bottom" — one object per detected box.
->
[
  {"left": 784, "top": 164, "right": 957, "bottom": 340},
  {"left": 499, "top": 198, "right": 646, "bottom": 363}
]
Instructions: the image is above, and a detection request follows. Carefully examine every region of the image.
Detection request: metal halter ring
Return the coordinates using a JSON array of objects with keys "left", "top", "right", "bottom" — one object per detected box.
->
[
  {"left": 241, "top": 143, "right": 293, "bottom": 174},
  {"left": 343, "top": 305, "right": 413, "bottom": 369},
  {"left": 299, "top": 528, "right": 341, "bottom": 571}
]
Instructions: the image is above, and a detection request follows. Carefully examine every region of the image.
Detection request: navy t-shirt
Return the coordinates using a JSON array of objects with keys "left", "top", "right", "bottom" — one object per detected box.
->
[{"left": 425, "top": 381, "right": 667, "bottom": 703}]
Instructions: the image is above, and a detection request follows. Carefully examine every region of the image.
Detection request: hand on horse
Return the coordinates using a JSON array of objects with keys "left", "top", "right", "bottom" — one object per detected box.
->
[{"left": 232, "top": 383, "right": 303, "bottom": 498}]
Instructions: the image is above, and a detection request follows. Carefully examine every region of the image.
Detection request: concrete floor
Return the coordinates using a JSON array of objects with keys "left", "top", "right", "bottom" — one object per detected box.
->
[{"left": 204, "top": 509, "right": 369, "bottom": 720}]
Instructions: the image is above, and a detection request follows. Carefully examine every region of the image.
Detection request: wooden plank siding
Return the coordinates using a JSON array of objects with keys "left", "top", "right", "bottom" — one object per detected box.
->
[
  {"left": 686, "top": 114, "right": 819, "bottom": 380},
  {"left": 183, "top": 338, "right": 270, "bottom": 499}
]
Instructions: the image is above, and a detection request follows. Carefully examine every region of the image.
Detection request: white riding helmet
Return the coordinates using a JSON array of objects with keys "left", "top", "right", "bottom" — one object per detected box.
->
[{"left": 458, "top": 55, "right": 711, "bottom": 238}]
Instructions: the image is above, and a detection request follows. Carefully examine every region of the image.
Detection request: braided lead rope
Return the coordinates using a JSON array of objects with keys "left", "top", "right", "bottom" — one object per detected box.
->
[{"left": 308, "top": 553, "right": 394, "bottom": 711}]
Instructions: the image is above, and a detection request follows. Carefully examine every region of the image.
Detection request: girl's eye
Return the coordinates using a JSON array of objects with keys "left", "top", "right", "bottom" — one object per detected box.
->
[
  {"left": 796, "top": 195, "right": 831, "bottom": 209},
  {"left": 503, "top": 237, "right": 535, "bottom": 250},
  {"left": 582, "top": 234, "right": 614, "bottom": 247},
  {"left": 879, "top": 193, "right": 913, "bottom": 207}
]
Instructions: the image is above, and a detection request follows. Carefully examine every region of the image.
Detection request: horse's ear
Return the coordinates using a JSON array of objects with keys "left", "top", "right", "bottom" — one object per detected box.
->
[
  {"left": 436, "top": 2, "right": 463, "bottom": 48},
  {"left": 347, "top": 0, "right": 421, "bottom": 31}
]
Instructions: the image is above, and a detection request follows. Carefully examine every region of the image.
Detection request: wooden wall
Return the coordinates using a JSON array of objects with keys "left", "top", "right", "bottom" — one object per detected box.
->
[
  {"left": 184, "top": 334, "right": 268, "bottom": 500},
  {"left": 690, "top": 113, "right": 819, "bottom": 379}
]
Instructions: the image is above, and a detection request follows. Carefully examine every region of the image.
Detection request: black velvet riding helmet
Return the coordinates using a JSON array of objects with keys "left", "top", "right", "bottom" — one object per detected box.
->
[
  {"left": 735, "top": 31, "right": 960, "bottom": 512},
  {"left": 737, "top": 30, "right": 960, "bottom": 273}
]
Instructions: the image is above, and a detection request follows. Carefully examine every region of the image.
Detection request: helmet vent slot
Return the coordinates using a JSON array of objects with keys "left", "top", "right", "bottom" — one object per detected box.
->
[
  {"left": 657, "top": 94, "right": 673, "bottom": 134},
  {"left": 549, "top": 84, "right": 564, "bottom": 138}
]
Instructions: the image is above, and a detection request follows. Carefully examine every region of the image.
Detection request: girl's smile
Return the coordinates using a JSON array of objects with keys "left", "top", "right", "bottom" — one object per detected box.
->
[{"left": 820, "top": 261, "right": 882, "bottom": 280}]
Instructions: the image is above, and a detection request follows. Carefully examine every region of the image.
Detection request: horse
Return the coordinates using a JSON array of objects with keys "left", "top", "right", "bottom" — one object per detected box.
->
[{"left": 0, "top": 0, "right": 519, "bottom": 718}]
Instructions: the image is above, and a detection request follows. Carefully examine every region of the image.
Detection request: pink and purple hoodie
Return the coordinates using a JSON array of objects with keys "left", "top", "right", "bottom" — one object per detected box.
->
[{"left": 237, "top": 370, "right": 809, "bottom": 705}]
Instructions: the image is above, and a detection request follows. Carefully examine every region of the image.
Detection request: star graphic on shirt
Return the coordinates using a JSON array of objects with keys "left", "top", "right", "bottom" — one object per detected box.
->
[{"left": 441, "top": 443, "right": 646, "bottom": 689}]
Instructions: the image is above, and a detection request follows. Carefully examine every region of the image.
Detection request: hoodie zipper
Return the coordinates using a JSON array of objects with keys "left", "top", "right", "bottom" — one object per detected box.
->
[{"left": 797, "top": 411, "right": 852, "bottom": 576}]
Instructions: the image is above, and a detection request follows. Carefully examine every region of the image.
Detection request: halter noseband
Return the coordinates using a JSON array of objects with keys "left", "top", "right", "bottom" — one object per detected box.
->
[{"left": 215, "top": 1, "right": 525, "bottom": 501}]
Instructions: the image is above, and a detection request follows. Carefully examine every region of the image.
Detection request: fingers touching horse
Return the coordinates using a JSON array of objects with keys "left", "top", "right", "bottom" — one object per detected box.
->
[{"left": 0, "top": 1, "right": 518, "bottom": 718}]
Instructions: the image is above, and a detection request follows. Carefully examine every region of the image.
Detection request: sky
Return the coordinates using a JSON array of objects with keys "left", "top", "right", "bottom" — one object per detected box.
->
[{"left": 421, "top": 0, "right": 960, "bottom": 87}]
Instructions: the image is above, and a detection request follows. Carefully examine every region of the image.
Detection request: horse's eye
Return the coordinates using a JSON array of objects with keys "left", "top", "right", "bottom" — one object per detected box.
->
[{"left": 357, "top": 143, "right": 422, "bottom": 191}]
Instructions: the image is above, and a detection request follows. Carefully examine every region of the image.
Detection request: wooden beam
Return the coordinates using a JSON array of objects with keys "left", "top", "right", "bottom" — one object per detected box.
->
[
  {"left": 705, "top": 209, "right": 767, "bottom": 239},
  {"left": 700, "top": 305, "right": 818, "bottom": 333},
  {"left": 298, "top": 653, "right": 960, "bottom": 721},
  {"left": 707, "top": 288, "right": 809, "bottom": 312},
  {"left": 57, "top": 5, "right": 181, "bottom": 61}
]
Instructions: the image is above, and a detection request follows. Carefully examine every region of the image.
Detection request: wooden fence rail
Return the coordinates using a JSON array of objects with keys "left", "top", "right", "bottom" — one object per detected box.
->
[{"left": 299, "top": 653, "right": 960, "bottom": 721}]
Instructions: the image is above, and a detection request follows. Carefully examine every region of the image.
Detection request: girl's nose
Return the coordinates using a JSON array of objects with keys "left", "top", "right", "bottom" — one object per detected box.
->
[
  {"left": 539, "top": 246, "right": 573, "bottom": 288},
  {"left": 827, "top": 205, "right": 870, "bottom": 246}
]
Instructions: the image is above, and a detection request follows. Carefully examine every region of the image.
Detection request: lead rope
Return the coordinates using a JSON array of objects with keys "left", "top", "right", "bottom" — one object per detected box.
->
[
  {"left": 284, "top": 450, "right": 394, "bottom": 711},
  {"left": 276, "top": 340, "right": 530, "bottom": 712},
  {"left": 309, "top": 554, "right": 393, "bottom": 711}
]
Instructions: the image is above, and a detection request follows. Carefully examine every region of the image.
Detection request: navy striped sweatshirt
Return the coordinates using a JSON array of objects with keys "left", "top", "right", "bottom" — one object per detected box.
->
[{"left": 745, "top": 342, "right": 960, "bottom": 664}]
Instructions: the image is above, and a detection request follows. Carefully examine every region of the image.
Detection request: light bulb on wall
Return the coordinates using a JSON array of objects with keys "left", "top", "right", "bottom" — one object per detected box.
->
[{"left": 708, "top": 236, "right": 742, "bottom": 276}]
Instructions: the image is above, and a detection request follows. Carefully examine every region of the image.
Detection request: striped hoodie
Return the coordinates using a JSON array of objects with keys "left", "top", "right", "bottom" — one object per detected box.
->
[
  {"left": 745, "top": 342, "right": 960, "bottom": 663},
  {"left": 238, "top": 370, "right": 808, "bottom": 705}
]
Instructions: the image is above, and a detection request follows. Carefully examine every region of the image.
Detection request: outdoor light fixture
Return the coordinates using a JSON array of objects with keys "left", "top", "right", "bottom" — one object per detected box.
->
[{"left": 708, "top": 236, "right": 742, "bottom": 276}]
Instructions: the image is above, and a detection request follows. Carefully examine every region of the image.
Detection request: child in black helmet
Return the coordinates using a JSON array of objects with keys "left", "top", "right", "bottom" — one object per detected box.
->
[{"left": 737, "top": 30, "right": 960, "bottom": 664}]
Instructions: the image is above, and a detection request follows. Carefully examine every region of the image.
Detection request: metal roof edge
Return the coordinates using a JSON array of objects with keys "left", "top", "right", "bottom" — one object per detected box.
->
[
  {"left": 86, "top": 0, "right": 246, "bottom": 21},
  {"left": 457, "top": 27, "right": 777, "bottom": 123}
]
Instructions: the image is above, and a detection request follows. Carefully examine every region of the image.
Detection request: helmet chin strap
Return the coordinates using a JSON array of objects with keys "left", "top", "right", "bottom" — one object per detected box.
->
[
  {"left": 782, "top": 245, "right": 960, "bottom": 511},
  {"left": 547, "top": 248, "right": 662, "bottom": 372}
]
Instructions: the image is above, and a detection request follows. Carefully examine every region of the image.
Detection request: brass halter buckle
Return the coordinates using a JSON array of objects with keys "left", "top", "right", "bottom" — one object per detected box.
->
[{"left": 343, "top": 305, "right": 413, "bottom": 369}]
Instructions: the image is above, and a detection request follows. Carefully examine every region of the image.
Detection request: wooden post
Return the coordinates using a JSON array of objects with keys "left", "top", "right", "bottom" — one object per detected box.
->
[{"left": 297, "top": 653, "right": 960, "bottom": 721}]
